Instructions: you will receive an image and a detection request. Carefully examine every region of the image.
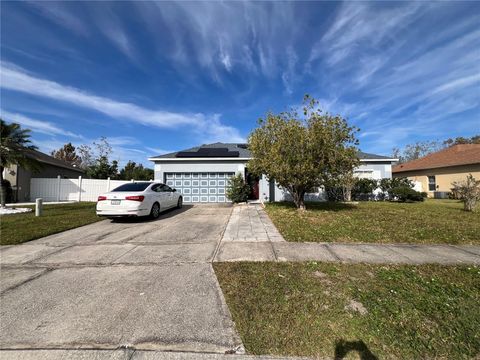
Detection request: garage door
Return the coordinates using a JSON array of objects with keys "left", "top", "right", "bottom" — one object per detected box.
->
[{"left": 164, "top": 172, "right": 234, "bottom": 203}]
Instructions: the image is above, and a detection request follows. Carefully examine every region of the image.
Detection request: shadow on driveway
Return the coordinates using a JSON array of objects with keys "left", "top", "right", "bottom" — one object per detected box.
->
[{"left": 108, "top": 204, "right": 195, "bottom": 223}]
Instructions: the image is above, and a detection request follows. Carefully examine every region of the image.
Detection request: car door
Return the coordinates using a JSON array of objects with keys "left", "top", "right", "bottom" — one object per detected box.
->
[{"left": 159, "top": 184, "right": 174, "bottom": 208}]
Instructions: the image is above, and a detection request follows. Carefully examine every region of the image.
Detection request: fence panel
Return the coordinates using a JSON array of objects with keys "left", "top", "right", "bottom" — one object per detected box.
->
[{"left": 30, "top": 177, "right": 140, "bottom": 202}]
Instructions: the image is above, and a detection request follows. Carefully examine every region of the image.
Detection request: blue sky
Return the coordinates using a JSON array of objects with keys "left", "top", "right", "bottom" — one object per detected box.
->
[{"left": 1, "top": 1, "right": 479, "bottom": 167}]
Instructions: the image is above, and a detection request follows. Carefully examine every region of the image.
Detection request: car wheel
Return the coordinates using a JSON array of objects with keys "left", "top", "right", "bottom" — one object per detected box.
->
[
  {"left": 150, "top": 202, "right": 160, "bottom": 219},
  {"left": 177, "top": 196, "right": 183, "bottom": 209}
]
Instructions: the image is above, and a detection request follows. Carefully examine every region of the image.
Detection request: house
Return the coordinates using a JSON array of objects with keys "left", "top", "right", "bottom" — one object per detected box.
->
[
  {"left": 392, "top": 144, "right": 480, "bottom": 198},
  {"left": 3, "top": 149, "right": 85, "bottom": 203},
  {"left": 149, "top": 142, "right": 397, "bottom": 203}
]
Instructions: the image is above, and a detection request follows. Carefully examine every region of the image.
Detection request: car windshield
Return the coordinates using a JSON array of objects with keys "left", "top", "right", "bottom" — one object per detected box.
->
[{"left": 111, "top": 183, "right": 152, "bottom": 192}]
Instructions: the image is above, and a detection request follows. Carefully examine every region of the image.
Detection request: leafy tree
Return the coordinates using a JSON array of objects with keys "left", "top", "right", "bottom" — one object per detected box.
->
[
  {"left": 50, "top": 142, "right": 82, "bottom": 167},
  {"left": 0, "top": 120, "right": 40, "bottom": 207},
  {"left": 87, "top": 157, "right": 118, "bottom": 179},
  {"left": 119, "top": 161, "right": 154, "bottom": 180},
  {"left": 451, "top": 174, "right": 480, "bottom": 212},
  {"left": 78, "top": 137, "right": 118, "bottom": 179},
  {"left": 392, "top": 140, "right": 443, "bottom": 164},
  {"left": 248, "top": 95, "right": 359, "bottom": 210},
  {"left": 226, "top": 173, "right": 251, "bottom": 203},
  {"left": 443, "top": 135, "right": 480, "bottom": 146},
  {"left": 78, "top": 144, "right": 94, "bottom": 168},
  {"left": 393, "top": 135, "right": 479, "bottom": 164}
]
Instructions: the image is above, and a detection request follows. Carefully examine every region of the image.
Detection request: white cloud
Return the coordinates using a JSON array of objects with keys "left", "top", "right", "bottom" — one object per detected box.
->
[
  {"left": 0, "top": 62, "right": 244, "bottom": 143},
  {"left": 0, "top": 109, "right": 82, "bottom": 138}
]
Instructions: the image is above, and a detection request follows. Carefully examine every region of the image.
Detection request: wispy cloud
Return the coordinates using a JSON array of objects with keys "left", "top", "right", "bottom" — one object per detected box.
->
[
  {"left": 0, "top": 62, "right": 244, "bottom": 143},
  {"left": 0, "top": 109, "right": 82, "bottom": 138}
]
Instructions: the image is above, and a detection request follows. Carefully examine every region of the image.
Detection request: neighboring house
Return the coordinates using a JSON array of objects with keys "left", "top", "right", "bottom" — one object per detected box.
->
[
  {"left": 3, "top": 149, "right": 85, "bottom": 202},
  {"left": 392, "top": 144, "right": 480, "bottom": 198},
  {"left": 149, "top": 142, "right": 397, "bottom": 203}
]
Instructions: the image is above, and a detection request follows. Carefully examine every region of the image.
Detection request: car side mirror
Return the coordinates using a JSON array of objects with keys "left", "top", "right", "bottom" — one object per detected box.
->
[{"left": 172, "top": 188, "right": 176, "bottom": 192}]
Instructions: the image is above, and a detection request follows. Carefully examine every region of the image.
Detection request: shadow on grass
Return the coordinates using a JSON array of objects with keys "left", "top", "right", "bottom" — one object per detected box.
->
[
  {"left": 334, "top": 339, "right": 378, "bottom": 360},
  {"left": 268, "top": 201, "right": 358, "bottom": 212}
]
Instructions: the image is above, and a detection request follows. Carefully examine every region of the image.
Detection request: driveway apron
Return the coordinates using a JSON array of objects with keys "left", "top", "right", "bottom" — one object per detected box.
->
[{"left": 0, "top": 205, "right": 242, "bottom": 353}]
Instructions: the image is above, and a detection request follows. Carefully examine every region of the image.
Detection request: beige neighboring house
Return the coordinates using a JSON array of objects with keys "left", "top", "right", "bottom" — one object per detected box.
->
[
  {"left": 3, "top": 149, "right": 85, "bottom": 203},
  {"left": 392, "top": 144, "right": 480, "bottom": 198}
]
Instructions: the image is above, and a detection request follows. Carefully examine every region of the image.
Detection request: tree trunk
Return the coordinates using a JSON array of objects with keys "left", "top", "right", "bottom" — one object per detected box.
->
[
  {"left": 292, "top": 189, "right": 306, "bottom": 211},
  {"left": 0, "top": 166, "right": 5, "bottom": 208}
]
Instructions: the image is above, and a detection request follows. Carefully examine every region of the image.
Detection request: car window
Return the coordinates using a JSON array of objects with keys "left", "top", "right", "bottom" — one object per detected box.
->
[
  {"left": 111, "top": 183, "right": 152, "bottom": 192},
  {"left": 159, "top": 184, "right": 172, "bottom": 192},
  {"left": 151, "top": 184, "right": 160, "bottom": 192}
]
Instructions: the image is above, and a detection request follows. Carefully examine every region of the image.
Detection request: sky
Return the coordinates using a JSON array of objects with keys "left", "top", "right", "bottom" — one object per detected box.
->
[{"left": 1, "top": 1, "right": 479, "bottom": 167}]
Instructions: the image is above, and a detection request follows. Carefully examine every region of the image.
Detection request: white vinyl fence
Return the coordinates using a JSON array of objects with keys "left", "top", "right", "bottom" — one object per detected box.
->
[{"left": 30, "top": 176, "right": 148, "bottom": 202}]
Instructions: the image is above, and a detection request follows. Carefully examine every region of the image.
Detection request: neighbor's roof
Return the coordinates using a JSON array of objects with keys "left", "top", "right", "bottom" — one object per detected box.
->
[
  {"left": 25, "top": 149, "right": 85, "bottom": 173},
  {"left": 393, "top": 144, "right": 480, "bottom": 173},
  {"left": 150, "top": 142, "right": 394, "bottom": 161}
]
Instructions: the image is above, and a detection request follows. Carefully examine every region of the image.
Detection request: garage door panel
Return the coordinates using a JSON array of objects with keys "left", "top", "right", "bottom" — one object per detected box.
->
[{"left": 164, "top": 172, "right": 234, "bottom": 203}]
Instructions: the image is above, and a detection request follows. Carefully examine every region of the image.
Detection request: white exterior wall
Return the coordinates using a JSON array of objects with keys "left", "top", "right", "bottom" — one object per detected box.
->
[
  {"left": 154, "top": 160, "right": 247, "bottom": 182},
  {"left": 153, "top": 159, "right": 394, "bottom": 203}
]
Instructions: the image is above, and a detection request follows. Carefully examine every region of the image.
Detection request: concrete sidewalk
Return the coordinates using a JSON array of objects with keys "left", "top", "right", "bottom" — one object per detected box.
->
[
  {"left": 0, "top": 349, "right": 315, "bottom": 360},
  {"left": 214, "top": 204, "right": 480, "bottom": 265}
]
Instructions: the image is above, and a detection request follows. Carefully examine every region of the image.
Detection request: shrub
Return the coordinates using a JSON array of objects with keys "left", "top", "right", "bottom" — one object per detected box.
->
[
  {"left": 0, "top": 180, "right": 14, "bottom": 203},
  {"left": 352, "top": 178, "right": 378, "bottom": 201},
  {"left": 451, "top": 174, "right": 480, "bottom": 212},
  {"left": 379, "top": 177, "right": 414, "bottom": 200},
  {"left": 226, "top": 173, "right": 251, "bottom": 203},
  {"left": 390, "top": 186, "right": 425, "bottom": 202}
]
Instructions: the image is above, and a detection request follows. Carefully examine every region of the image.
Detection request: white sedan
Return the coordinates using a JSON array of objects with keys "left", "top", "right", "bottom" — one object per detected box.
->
[{"left": 96, "top": 182, "right": 182, "bottom": 219}]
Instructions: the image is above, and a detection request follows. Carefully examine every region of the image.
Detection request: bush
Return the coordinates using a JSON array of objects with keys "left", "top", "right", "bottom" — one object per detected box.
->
[
  {"left": 379, "top": 177, "right": 414, "bottom": 200},
  {"left": 352, "top": 178, "right": 378, "bottom": 201},
  {"left": 451, "top": 174, "right": 480, "bottom": 212},
  {"left": 390, "top": 186, "right": 425, "bottom": 202},
  {"left": 1, "top": 179, "right": 14, "bottom": 203},
  {"left": 226, "top": 173, "right": 251, "bottom": 203}
]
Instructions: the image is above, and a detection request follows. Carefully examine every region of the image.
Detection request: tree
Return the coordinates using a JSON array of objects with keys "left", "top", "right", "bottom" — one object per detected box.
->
[
  {"left": 0, "top": 120, "right": 40, "bottom": 207},
  {"left": 248, "top": 95, "right": 359, "bottom": 210},
  {"left": 79, "top": 137, "right": 118, "bottom": 179},
  {"left": 119, "top": 161, "right": 154, "bottom": 180},
  {"left": 51, "top": 142, "right": 82, "bottom": 167},
  {"left": 392, "top": 140, "right": 443, "bottom": 164},
  {"left": 451, "top": 174, "right": 480, "bottom": 212},
  {"left": 443, "top": 135, "right": 480, "bottom": 146}
]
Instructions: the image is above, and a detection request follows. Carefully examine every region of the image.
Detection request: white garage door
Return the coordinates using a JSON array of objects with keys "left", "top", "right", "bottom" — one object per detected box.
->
[{"left": 164, "top": 172, "right": 234, "bottom": 203}]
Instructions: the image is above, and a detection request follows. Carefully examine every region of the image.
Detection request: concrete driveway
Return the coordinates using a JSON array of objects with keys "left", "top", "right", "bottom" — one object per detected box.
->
[{"left": 0, "top": 205, "right": 242, "bottom": 354}]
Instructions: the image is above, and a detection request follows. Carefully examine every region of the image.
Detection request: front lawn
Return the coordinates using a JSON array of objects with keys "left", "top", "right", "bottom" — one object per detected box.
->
[
  {"left": 265, "top": 199, "right": 480, "bottom": 244},
  {"left": 0, "top": 202, "right": 102, "bottom": 245},
  {"left": 215, "top": 262, "right": 480, "bottom": 359}
]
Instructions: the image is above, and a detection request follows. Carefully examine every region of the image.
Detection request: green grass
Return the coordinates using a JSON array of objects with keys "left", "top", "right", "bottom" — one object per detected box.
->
[
  {"left": 0, "top": 202, "right": 102, "bottom": 245},
  {"left": 265, "top": 199, "right": 480, "bottom": 244},
  {"left": 215, "top": 262, "right": 480, "bottom": 359}
]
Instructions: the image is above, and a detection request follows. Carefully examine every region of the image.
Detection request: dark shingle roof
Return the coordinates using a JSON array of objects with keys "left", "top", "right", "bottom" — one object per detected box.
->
[
  {"left": 357, "top": 151, "right": 394, "bottom": 160},
  {"left": 151, "top": 143, "right": 251, "bottom": 159},
  {"left": 150, "top": 142, "right": 393, "bottom": 161},
  {"left": 26, "top": 149, "right": 85, "bottom": 173}
]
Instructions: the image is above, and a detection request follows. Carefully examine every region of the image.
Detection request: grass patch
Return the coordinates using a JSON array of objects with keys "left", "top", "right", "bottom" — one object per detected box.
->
[
  {"left": 265, "top": 199, "right": 480, "bottom": 244},
  {"left": 215, "top": 262, "right": 480, "bottom": 359},
  {"left": 1, "top": 202, "right": 102, "bottom": 245}
]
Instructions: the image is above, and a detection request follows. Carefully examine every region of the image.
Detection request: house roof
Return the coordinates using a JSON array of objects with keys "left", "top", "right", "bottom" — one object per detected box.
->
[
  {"left": 149, "top": 142, "right": 394, "bottom": 161},
  {"left": 25, "top": 149, "right": 85, "bottom": 173},
  {"left": 393, "top": 144, "right": 480, "bottom": 173}
]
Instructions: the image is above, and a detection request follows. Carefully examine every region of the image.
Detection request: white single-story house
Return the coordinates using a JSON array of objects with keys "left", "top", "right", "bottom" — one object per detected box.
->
[{"left": 149, "top": 142, "right": 398, "bottom": 203}]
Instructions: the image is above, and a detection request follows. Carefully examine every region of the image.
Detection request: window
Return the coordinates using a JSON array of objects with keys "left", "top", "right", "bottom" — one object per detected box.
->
[
  {"left": 159, "top": 184, "right": 173, "bottom": 192},
  {"left": 428, "top": 176, "right": 436, "bottom": 191},
  {"left": 111, "top": 182, "right": 152, "bottom": 192}
]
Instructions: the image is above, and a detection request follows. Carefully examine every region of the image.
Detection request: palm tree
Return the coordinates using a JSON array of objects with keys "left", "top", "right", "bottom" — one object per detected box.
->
[{"left": 0, "top": 119, "right": 39, "bottom": 207}]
